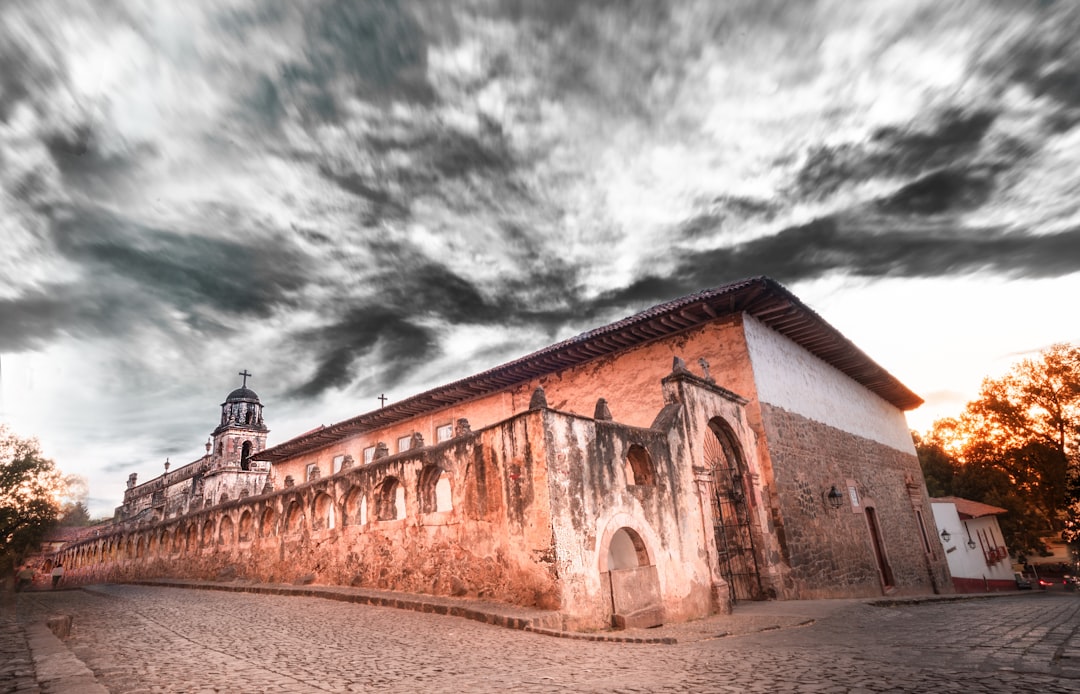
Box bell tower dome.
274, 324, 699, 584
211, 369, 269, 471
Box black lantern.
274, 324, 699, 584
827, 485, 844, 509
940, 529, 951, 543
967, 538, 977, 550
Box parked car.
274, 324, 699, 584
1064, 574, 1078, 591
1015, 572, 1033, 590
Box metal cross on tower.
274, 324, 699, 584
239, 369, 252, 387
378, 394, 387, 408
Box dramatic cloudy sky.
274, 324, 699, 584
2, 0, 1079, 516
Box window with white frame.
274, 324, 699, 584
363, 446, 376, 464
436, 423, 453, 443
333, 454, 345, 474
397, 435, 412, 453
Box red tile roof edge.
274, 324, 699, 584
258, 276, 922, 462
932, 496, 1008, 518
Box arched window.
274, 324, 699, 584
625, 444, 655, 486
202, 519, 216, 547
376, 477, 404, 521
240, 441, 253, 471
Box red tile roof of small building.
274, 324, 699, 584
932, 496, 1008, 519
259, 276, 922, 462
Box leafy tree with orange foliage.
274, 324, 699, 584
0, 425, 64, 577
917, 344, 1080, 560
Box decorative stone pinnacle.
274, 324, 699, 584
529, 386, 548, 410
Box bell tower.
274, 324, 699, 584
211, 369, 269, 471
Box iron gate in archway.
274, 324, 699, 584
705, 422, 763, 603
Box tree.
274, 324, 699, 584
921, 344, 1080, 558
59, 500, 92, 527
0, 425, 64, 576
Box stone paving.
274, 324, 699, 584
7, 585, 1080, 693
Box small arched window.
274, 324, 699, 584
240, 441, 253, 471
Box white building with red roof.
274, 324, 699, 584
931, 496, 1014, 592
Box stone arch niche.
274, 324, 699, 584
240, 441, 253, 471
219, 515, 235, 545
201, 519, 216, 548
598, 518, 664, 629
376, 477, 404, 521
238, 509, 254, 542
260, 506, 278, 538
312, 492, 335, 531
284, 499, 305, 534
343, 486, 366, 525
705, 416, 763, 603
418, 465, 452, 514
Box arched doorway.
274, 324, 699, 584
705, 418, 763, 602
599, 523, 664, 629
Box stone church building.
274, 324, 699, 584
58, 277, 951, 631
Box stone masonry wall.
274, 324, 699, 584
760, 404, 952, 599
57, 410, 562, 613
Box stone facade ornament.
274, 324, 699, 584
374, 442, 389, 460
594, 398, 613, 421
455, 418, 471, 436
529, 386, 548, 410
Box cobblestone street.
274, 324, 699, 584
9, 585, 1080, 693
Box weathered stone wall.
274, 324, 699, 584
58, 411, 562, 612
760, 404, 951, 599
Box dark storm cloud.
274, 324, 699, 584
0, 24, 59, 123
50, 206, 310, 321
289, 307, 434, 398
246, 0, 432, 127
976, 2, 1080, 129
793, 109, 1000, 199
602, 221, 1080, 309
0, 284, 111, 351
43, 123, 158, 195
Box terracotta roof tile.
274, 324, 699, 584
932, 496, 1008, 518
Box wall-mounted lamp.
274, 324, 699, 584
827, 485, 844, 510
940, 529, 951, 543
967, 538, 977, 550
164, 457, 170, 473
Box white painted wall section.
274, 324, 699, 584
742, 314, 916, 453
